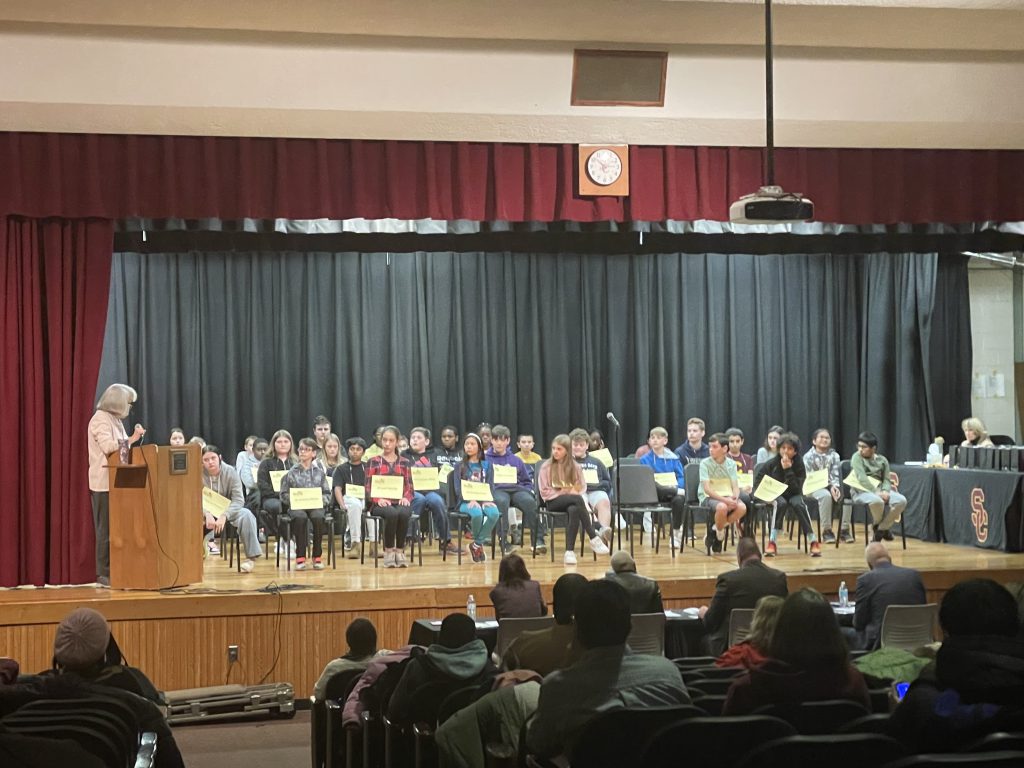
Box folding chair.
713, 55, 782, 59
615, 464, 675, 558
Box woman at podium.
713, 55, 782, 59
87, 383, 145, 587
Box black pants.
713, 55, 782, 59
371, 503, 412, 549
773, 494, 813, 536
493, 488, 544, 540
656, 486, 687, 529
288, 506, 325, 559
547, 494, 596, 551
91, 491, 110, 579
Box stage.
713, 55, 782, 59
2, 535, 1023, 699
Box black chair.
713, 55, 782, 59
682, 463, 706, 551
685, 665, 746, 680
530, 469, 595, 563
839, 713, 893, 735
313, 668, 367, 768
2, 704, 134, 768
755, 699, 871, 735
867, 687, 892, 714
221, 518, 243, 572
989, 435, 1015, 447
412, 684, 481, 768
883, 753, 1024, 767
441, 479, 497, 565
840, 461, 907, 550
735, 733, 906, 768
642, 715, 797, 768
687, 678, 737, 697
361, 505, 423, 568
690, 694, 728, 716
567, 705, 704, 768
671, 656, 719, 670
615, 464, 675, 557
963, 733, 1024, 753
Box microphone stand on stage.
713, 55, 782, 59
607, 412, 623, 551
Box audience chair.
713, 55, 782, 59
2, 702, 135, 768
313, 668, 366, 768
690, 694, 728, 716
626, 612, 666, 656
642, 715, 797, 768
735, 733, 907, 768
681, 665, 746, 681
614, 464, 676, 557
839, 713, 893, 735
495, 616, 554, 661
566, 705, 703, 768
883, 753, 1024, 767
963, 733, 1024, 754
671, 656, 719, 670
727, 608, 756, 647
687, 678, 736, 697
879, 603, 938, 650
867, 688, 893, 714
755, 699, 871, 735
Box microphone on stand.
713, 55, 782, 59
606, 412, 621, 429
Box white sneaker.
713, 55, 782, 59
563, 550, 578, 565
672, 527, 684, 548
599, 526, 613, 546
589, 536, 610, 555
616, 515, 627, 529
383, 551, 397, 568
240, 559, 255, 573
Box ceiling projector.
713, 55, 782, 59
729, 185, 814, 224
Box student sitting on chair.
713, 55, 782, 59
453, 433, 500, 563
201, 444, 262, 573
487, 424, 543, 555
756, 432, 820, 558
538, 434, 609, 566
639, 426, 687, 548
364, 425, 414, 568
280, 437, 331, 570
569, 428, 613, 547
699, 433, 747, 553
850, 430, 907, 542
404, 426, 460, 556
334, 437, 378, 559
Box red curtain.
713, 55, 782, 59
0, 216, 113, 586
1, 132, 1022, 225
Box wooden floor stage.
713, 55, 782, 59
3, 536, 1023, 699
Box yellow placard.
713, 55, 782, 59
753, 475, 787, 503
371, 474, 405, 500
290, 487, 324, 510
709, 477, 735, 497
583, 468, 600, 485
461, 480, 494, 502
269, 470, 287, 492
363, 444, 382, 459
654, 471, 678, 487
590, 448, 614, 468
202, 487, 231, 519
736, 472, 754, 490
437, 464, 454, 482
345, 483, 365, 500
492, 464, 518, 485
844, 471, 881, 493
412, 467, 441, 491
803, 469, 829, 495
250, 465, 259, 484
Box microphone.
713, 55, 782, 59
135, 423, 146, 445
606, 412, 620, 429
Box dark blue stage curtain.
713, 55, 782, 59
98, 248, 970, 465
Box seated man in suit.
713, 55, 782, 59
852, 542, 927, 650
604, 550, 663, 614
526, 580, 690, 760
698, 537, 789, 655
504, 573, 588, 676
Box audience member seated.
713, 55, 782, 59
504, 573, 588, 676
715, 594, 785, 669
538, 434, 609, 565
280, 437, 332, 570
851, 542, 927, 651
341, 643, 423, 727
0, 657, 17, 685
312, 618, 386, 700
722, 588, 871, 715
490, 553, 547, 620
525, 580, 690, 760
675, 417, 710, 464
699, 537, 788, 656
202, 444, 263, 572
386, 613, 497, 725
604, 550, 664, 614
45, 607, 162, 704
888, 578, 1024, 752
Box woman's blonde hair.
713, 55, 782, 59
95, 384, 137, 418
746, 594, 785, 652
270, 429, 298, 462
548, 434, 577, 488
962, 417, 989, 441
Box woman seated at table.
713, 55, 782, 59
961, 417, 995, 447
364, 425, 414, 568
722, 588, 870, 714
490, 553, 547, 619
715, 595, 784, 669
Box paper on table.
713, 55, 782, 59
803, 468, 829, 495
753, 475, 787, 502
461, 480, 494, 502
370, 475, 405, 500
589, 448, 614, 468
290, 487, 324, 510
202, 487, 230, 519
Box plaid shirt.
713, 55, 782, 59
364, 454, 414, 504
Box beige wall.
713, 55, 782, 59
968, 265, 1018, 441
1, 2, 1022, 147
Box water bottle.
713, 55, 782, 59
926, 436, 944, 466
838, 581, 849, 608
466, 594, 477, 620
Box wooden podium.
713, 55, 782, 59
108, 443, 204, 589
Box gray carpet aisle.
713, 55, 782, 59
173, 711, 309, 768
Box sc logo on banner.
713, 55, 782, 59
970, 487, 989, 544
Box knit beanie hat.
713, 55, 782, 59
53, 607, 110, 669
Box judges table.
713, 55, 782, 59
891, 464, 1024, 552
409, 610, 702, 658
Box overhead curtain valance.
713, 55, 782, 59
2, 132, 1022, 225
